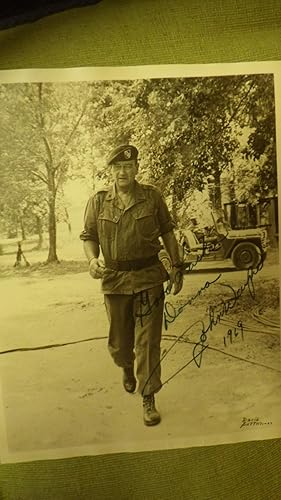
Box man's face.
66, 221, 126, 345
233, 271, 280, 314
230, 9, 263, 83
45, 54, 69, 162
111, 160, 138, 189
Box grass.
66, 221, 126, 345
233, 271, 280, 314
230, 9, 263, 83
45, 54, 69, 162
0, 260, 89, 278
0, 234, 87, 278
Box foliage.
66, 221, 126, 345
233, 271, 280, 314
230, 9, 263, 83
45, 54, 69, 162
0, 82, 94, 260
0, 73, 276, 261
240, 74, 277, 194
85, 74, 276, 222
230, 154, 271, 204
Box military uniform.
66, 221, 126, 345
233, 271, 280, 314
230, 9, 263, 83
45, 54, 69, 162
80, 180, 175, 396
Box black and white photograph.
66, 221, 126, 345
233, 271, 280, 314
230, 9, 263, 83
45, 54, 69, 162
0, 62, 280, 463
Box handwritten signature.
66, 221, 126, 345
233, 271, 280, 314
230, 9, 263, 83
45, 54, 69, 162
223, 321, 244, 347
191, 259, 263, 366
135, 232, 229, 327
183, 233, 228, 273
240, 417, 272, 428
141, 257, 264, 395
164, 273, 221, 330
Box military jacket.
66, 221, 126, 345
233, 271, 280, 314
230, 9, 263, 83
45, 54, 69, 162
80, 181, 175, 294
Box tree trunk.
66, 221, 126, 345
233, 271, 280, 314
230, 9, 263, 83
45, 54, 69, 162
64, 207, 72, 234
267, 198, 278, 248
47, 168, 59, 263
171, 183, 178, 224
35, 215, 43, 250
208, 171, 224, 223
20, 217, 26, 240
37, 84, 59, 263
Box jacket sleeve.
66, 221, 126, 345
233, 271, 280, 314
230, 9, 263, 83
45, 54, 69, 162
79, 195, 100, 243
155, 191, 175, 235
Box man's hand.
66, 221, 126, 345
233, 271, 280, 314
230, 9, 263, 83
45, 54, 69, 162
167, 265, 184, 295
89, 257, 105, 279
161, 231, 184, 295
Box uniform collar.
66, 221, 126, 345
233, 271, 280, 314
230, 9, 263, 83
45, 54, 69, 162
105, 181, 146, 202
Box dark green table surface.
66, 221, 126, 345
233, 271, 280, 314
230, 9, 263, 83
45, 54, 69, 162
0, 1, 280, 498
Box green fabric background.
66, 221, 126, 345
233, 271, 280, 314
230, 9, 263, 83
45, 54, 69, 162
0, 0, 280, 498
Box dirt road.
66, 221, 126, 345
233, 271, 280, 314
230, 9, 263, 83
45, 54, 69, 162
0, 261, 280, 461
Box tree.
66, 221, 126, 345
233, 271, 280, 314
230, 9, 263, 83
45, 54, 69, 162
72, 75, 276, 227
240, 74, 277, 196
86, 80, 139, 186
2, 74, 273, 256
0, 81, 94, 261
125, 74, 276, 222
0, 148, 47, 242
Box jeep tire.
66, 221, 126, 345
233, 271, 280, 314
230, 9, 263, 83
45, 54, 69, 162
231, 242, 262, 270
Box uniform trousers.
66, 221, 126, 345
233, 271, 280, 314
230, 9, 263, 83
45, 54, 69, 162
104, 284, 164, 396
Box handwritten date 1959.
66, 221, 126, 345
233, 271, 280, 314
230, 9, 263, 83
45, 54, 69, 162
223, 320, 244, 347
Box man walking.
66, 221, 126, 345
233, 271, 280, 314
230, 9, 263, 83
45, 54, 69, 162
80, 144, 183, 425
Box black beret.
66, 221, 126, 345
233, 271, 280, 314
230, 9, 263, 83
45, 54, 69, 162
107, 144, 138, 165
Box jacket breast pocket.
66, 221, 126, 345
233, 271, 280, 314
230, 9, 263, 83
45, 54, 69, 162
98, 213, 120, 240
133, 209, 159, 239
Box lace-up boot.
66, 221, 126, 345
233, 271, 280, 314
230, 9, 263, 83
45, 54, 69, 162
123, 367, 136, 393
143, 394, 161, 426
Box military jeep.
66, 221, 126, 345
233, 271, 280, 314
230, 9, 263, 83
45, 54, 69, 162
209, 214, 268, 270
212, 227, 267, 269
159, 223, 267, 272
